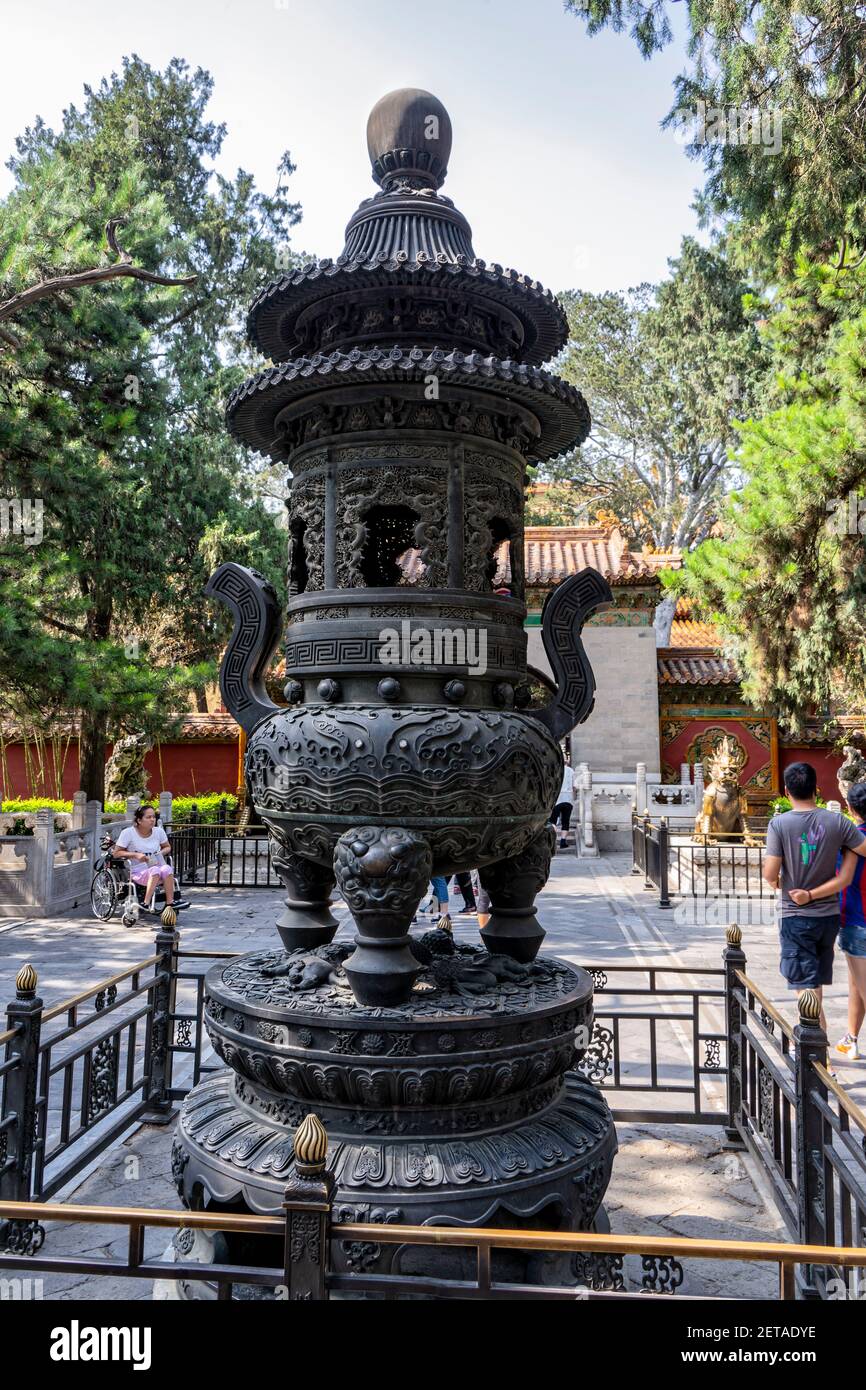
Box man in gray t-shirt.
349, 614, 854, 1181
766, 808, 863, 916
763, 762, 866, 1026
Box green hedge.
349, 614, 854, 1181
167, 795, 239, 824
769, 794, 829, 814
1, 793, 239, 824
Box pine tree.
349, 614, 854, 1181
0, 58, 302, 800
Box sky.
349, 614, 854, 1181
0, 0, 702, 296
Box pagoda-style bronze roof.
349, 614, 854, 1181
227, 346, 590, 464
247, 258, 568, 367
246, 87, 567, 369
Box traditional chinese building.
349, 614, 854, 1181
524, 525, 676, 773
524, 525, 848, 803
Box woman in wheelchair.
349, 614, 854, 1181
113, 805, 176, 914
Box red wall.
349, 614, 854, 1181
1, 741, 238, 801
145, 743, 238, 797
660, 715, 773, 788
780, 747, 843, 803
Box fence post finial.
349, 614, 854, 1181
793, 984, 829, 1276
1, 960, 44, 1253
722, 921, 747, 1148
293, 1113, 328, 1172
282, 1113, 334, 1300
141, 922, 180, 1125
15, 963, 38, 997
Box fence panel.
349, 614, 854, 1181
632, 811, 770, 904
166, 819, 277, 889
4, 922, 866, 1300
730, 971, 799, 1237
579, 963, 727, 1123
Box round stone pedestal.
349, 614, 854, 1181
172, 939, 617, 1286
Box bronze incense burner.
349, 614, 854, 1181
174, 90, 616, 1267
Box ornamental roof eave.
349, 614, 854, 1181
226, 347, 590, 464
657, 652, 740, 686
523, 525, 679, 588
246, 257, 569, 368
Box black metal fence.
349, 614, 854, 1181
632, 810, 770, 906
0, 929, 179, 1254
3, 1193, 864, 1301
724, 925, 866, 1299
579, 962, 727, 1123
2, 923, 865, 1296
631, 811, 671, 907
3, 1189, 861, 1295
164, 808, 276, 889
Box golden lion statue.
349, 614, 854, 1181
695, 737, 745, 841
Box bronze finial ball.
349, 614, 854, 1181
366, 88, 452, 190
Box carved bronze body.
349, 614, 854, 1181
176, 89, 616, 1269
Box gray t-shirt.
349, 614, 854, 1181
766, 809, 863, 917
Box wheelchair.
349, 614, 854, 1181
90, 832, 190, 924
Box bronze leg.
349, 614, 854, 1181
334, 826, 431, 1007
478, 824, 555, 962
268, 826, 339, 951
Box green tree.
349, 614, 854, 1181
564, 1, 866, 281
550, 238, 766, 549
564, 4, 866, 718
0, 57, 302, 800
682, 266, 866, 725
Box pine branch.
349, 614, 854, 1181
0, 218, 197, 333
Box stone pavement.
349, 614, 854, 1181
4, 850, 862, 1300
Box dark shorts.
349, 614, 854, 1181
779, 914, 840, 989
552, 801, 572, 830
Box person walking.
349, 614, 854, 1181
835, 781, 866, 1060
762, 762, 866, 1032
551, 752, 575, 850
469, 867, 492, 934
428, 875, 452, 931
453, 871, 477, 913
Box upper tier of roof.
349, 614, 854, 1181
247, 90, 568, 367
524, 525, 681, 587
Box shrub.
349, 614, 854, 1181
1, 798, 73, 814
770, 794, 829, 814
168, 794, 239, 825
1, 793, 240, 824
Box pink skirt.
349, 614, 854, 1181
130, 863, 173, 886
